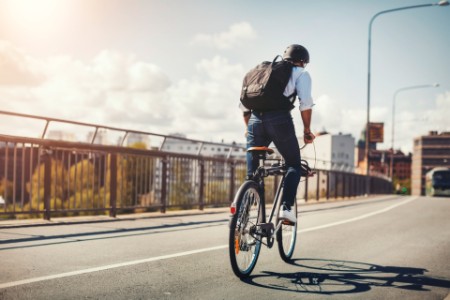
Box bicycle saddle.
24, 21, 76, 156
247, 146, 274, 155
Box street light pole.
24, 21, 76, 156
390, 83, 439, 178
365, 0, 448, 195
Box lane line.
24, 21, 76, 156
0, 245, 228, 289
0, 196, 417, 289
298, 196, 417, 233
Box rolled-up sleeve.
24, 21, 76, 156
296, 71, 314, 111
239, 102, 250, 112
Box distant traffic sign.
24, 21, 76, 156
369, 122, 384, 143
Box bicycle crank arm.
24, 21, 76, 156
274, 220, 283, 236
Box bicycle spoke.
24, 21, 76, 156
229, 181, 262, 278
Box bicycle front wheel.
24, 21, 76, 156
229, 181, 262, 278
277, 199, 298, 262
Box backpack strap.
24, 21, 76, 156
272, 55, 283, 64
277, 56, 296, 102
272, 55, 296, 102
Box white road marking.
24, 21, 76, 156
0, 196, 417, 289
298, 196, 417, 233
0, 246, 227, 289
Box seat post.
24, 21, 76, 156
259, 153, 265, 169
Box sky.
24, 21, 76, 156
0, 0, 449, 153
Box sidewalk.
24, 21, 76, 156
0, 194, 397, 228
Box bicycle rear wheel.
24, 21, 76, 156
277, 199, 298, 262
229, 181, 262, 278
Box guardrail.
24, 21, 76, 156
0, 135, 250, 219
0, 111, 392, 220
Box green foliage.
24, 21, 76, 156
113, 154, 157, 208
393, 176, 411, 195
0, 178, 13, 203
5, 150, 238, 218
204, 181, 228, 205
25, 159, 68, 210
22, 157, 106, 216
128, 142, 147, 150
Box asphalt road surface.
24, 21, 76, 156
0, 195, 449, 300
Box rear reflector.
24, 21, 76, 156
230, 204, 236, 215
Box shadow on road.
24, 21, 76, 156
0, 218, 228, 250
241, 258, 450, 296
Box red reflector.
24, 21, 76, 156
230, 204, 236, 215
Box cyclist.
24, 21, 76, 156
240, 44, 315, 224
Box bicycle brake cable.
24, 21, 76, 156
300, 140, 317, 182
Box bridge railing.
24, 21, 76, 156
0, 111, 392, 221
0, 135, 247, 220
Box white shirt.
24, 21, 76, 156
239, 66, 314, 112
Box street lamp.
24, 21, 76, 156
390, 83, 439, 178
365, 0, 448, 195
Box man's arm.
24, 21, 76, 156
243, 111, 251, 126
300, 109, 315, 143
243, 111, 251, 136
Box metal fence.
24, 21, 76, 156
0, 135, 392, 220
0, 110, 392, 221
0, 135, 245, 219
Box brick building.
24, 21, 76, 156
412, 131, 450, 195
355, 129, 411, 179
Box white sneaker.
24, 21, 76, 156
279, 206, 297, 224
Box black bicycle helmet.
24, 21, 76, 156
283, 44, 310, 63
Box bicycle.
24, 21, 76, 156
228, 146, 314, 279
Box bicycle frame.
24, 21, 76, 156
229, 148, 304, 278
251, 156, 287, 247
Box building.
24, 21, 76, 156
151, 134, 247, 203
46, 130, 77, 142
358, 149, 411, 179
160, 134, 246, 159
412, 131, 450, 196
302, 132, 355, 172
355, 127, 378, 175
86, 130, 109, 144
355, 128, 411, 179
390, 150, 412, 180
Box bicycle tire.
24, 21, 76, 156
276, 199, 298, 262
229, 180, 262, 278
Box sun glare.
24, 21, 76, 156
4, 0, 73, 35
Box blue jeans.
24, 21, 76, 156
246, 110, 301, 208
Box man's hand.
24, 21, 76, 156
304, 131, 315, 144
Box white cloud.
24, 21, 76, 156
168, 55, 246, 141
0, 41, 174, 139
313, 92, 450, 154
3, 38, 446, 149
431, 91, 450, 130
0, 40, 247, 144
191, 22, 257, 50
313, 94, 369, 138
370, 92, 450, 154
0, 40, 45, 85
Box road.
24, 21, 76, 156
0, 195, 449, 300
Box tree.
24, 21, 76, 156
25, 158, 67, 212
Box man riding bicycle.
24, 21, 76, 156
240, 44, 315, 224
